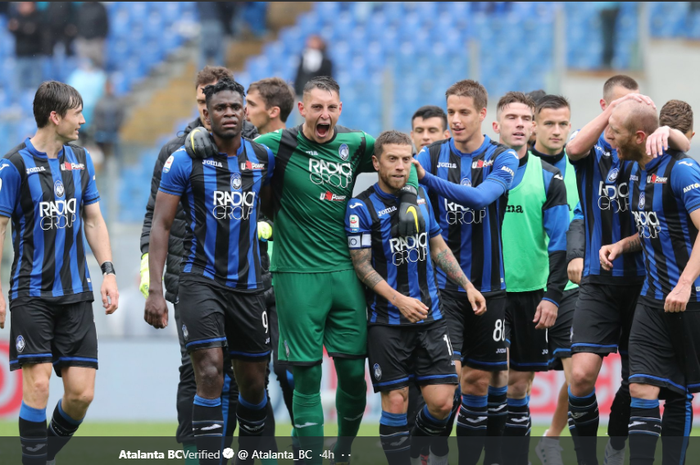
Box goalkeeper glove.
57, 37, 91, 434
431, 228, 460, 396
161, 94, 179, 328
139, 253, 149, 299
184, 127, 218, 159
258, 221, 273, 241
392, 185, 425, 237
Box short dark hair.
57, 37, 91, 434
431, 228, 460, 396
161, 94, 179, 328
303, 75, 340, 96
603, 75, 639, 102
248, 77, 296, 123
374, 130, 412, 158
526, 89, 547, 106
34, 81, 84, 128
203, 78, 246, 106
445, 80, 488, 110
496, 91, 536, 117
412, 105, 448, 132
536, 95, 570, 115
660, 99, 694, 136
196, 66, 234, 88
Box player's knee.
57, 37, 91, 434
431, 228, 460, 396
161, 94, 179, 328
194, 363, 224, 392
427, 394, 454, 419
461, 370, 490, 395
382, 390, 408, 414
65, 386, 94, 410
629, 383, 658, 400
24, 377, 50, 403
508, 380, 530, 399
570, 365, 596, 394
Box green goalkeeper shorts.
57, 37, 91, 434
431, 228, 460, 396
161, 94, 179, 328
274, 270, 367, 365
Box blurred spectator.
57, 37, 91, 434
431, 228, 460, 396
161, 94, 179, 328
44, 2, 77, 57
67, 58, 107, 140
93, 79, 125, 160
8, 2, 46, 91
293, 35, 334, 99
75, 1, 109, 69
197, 2, 227, 68
595, 2, 621, 69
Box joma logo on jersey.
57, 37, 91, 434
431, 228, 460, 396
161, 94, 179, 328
444, 199, 485, 225
26, 166, 45, 174
648, 174, 667, 184
377, 206, 397, 217
506, 205, 524, 213
633, 210, 660, 239
212, 190, 255, 220
437, 162, 457, 169
389, 232, 428, 266
472, 159, 494, 169
309, 159, 352, 188
39, 198, 77, 231
202, 160, 223, 168
598, 181, 629, 212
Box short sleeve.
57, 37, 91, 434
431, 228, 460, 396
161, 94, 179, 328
159, 148, 191, 196
487, 148, 519, 191
0, 161, 21, 217
415, 146, 430, 172
671, 159, 700, 214
83, 149, 100, 205
345, 198, 373, 249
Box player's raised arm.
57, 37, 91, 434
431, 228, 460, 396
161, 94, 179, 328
413, 147, 518, 210
429, 234, 486, 315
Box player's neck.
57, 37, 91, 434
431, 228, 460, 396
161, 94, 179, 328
30, 130, 66, 158
212, 134, 241, 157
499, 137, 528, 159
637, 151, 654, 170
259, 120, 285, 135
377, 179, 401, 197
533, 139, 560, 157
454, 132, 485, 154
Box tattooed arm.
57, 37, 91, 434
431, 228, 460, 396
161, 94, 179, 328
429, 234, 487, 315
349, 248, 428, 323
600, 233, 642, 271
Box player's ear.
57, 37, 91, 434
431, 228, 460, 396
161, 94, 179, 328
338, 101, 343, 115
372, 154, 380, 171
203, 108, 211, 127
600, 98, 607, 111
492, 121, 500, 134
443, 130, 450, 139
479, 107, 487, 122
49, 111, 61, 126
269, 106, 280, 119
298, 100, 305, 117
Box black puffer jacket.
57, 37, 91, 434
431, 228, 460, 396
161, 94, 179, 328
140, 118, 266, 304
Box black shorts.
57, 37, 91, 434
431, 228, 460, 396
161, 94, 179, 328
505, 290, 549, 372
367, 320, 458, 393
629, 302, 700, 396
548, 288, 578, 370
570, 282, 641, 356
178, 277, 271, 361
9, 299, 97, 377
442, 291, 508, 372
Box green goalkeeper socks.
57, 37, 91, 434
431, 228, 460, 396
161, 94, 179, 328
334, 358, 367, 459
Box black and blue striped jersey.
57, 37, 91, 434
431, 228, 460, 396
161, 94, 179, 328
0, 138, 100, 303
629, 152, 700, 309
570, 132, 645, 284
415, 136, 518, 295
345, 185, 442, 326
159, 139, 274, 291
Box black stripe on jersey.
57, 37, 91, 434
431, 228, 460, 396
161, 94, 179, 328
74, 147, 91, 291
214, 157, 232, 288
416, 186, 433, 311
58, 153, 77, 292
621, 162, 640, 275
650, 160, 678, 297
5, 149, 35, 295
271, 127, 300, 218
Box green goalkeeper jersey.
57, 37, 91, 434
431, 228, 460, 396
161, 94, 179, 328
257, 125, 417, 274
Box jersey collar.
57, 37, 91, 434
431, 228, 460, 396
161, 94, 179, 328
24, 137, 64, 160
530, 145, 565, 165
373, 183, 401, 202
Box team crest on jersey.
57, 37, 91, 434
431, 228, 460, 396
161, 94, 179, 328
16, 335, 25, 353
461, 178, 471, 187
373, 363, 382, 380
638, 192, 645, 210
607, 168, 619, 183
231, 172, 242, 190
54, 180, 65, 197
338, 143, 350, 161
182, 325, 189, 340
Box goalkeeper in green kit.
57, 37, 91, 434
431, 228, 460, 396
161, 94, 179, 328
185, 76, 424, 464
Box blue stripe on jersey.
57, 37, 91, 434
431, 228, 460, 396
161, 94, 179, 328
203, 161, 219, 281
67, 151, 86, 296
11, 202, 26, 301
25, 156, 45, 296
50, 160, 65, 297
245, 140, 263, 289
183, 176, 197, 275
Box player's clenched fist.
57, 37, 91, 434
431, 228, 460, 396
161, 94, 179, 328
466, 285, 487, 315
144, 292, 169, 329
665, 283, 691, 313
599, 242, 624, 271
